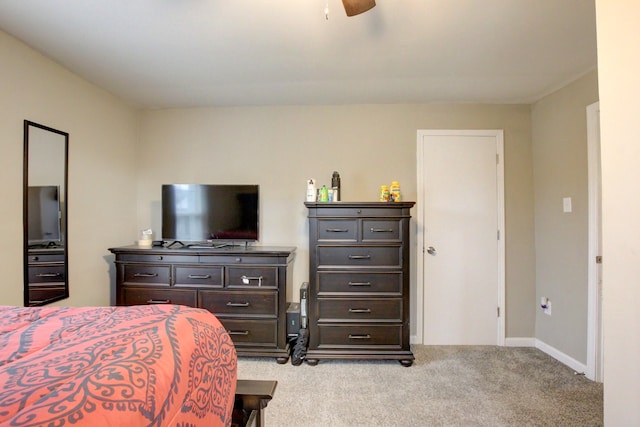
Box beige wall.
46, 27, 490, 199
531, 70, 599, 363
137, 104, 536, 338
0, 30, 139, 307
596, 0, 640, 424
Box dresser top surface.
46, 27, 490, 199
305, 201, 415, 208
108, 244, 296, 256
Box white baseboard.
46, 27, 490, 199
410, 334, 419, 345
535, 339, 587, 374
505, 337, 536, 347
504, 337, 587, 374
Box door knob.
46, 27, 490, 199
427, 246, 437, 255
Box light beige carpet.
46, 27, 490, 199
237, 345, 603, 426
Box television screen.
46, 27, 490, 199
162, 184, 259, 242
28, 185, 61, 243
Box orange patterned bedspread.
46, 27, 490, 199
0, 304, 237, 427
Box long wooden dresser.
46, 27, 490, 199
304, 202, 415, 366
109, 245, 295, 363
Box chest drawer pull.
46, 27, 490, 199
226, 302, 250, 307
188, 274, 211, 279
146, 299, 171, 304
348, 255, 371, 260
348, 308, 372, 314
134, 273, 158, 278
348, 334, 371, 340
326, 228, 350, 233
228, 330, 250, 336
36, 273, 62, 278
370, 228, 394, 233
241, 275, 263, 286
348, 281, 372, 287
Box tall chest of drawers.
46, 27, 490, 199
109, 245, 295, 364
305, 202, 415, 366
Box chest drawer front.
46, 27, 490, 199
317, 298, 402, 322
316, 219, 357, 241
199, 290, 277, 316
122, 287, 197, 306
317, 246, 401, 268
174, 265, 223, 287
316, 325, 402, 348
28, 253, 65, 263
312, 207, 405, 218
317, 271, 402, 295
217, 319, 277, 347
28, 265, 65, 284
362, 220, 401, 242
123, 264, 171, 285
118, 254, 198, 263
227, 267, 277, 289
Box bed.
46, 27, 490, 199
0, 304, 237, 427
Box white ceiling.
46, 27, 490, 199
0, 0, 597, 109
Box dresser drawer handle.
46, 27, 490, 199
226, 302, 250, 307
146, 299, 171, 304
134, 273, 158, 278
228, 330, 250, 336
348, 281, 372, 287
241, 275, 263, 286
370, 228, 394, 233
348, 334, 371, 340
36, 273, 62, 278
348, 255, 371, 260
348, 308, 372, 314
188, 274, 211, 279
326, 228, 349, 233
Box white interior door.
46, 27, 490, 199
417, 130, 505, 345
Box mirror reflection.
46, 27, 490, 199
24, 120, 69, 306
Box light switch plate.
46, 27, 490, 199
563, 197, 572, 213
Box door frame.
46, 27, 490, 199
586, 101, 603, 382
416, 129, 506, 346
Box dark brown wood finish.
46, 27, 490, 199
305, 201, 415, 366
26, 248, 67, 306
109, 245, 295, 363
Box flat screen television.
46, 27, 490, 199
27, 185, 62, 244
161, 184, 259, 244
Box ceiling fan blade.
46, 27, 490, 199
342, 0, 376, 17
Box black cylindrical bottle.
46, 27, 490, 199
331, 171, 341, 201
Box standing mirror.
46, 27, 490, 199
23, 120, 69, 306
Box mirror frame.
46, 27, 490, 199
23, 120, 69, 306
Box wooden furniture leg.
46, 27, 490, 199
233, 380, 277, 427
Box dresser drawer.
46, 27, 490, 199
123, 264, 171, 285
121, 287, 197, 306
311, 207, 407, 218
317, 246, 401, 268
28, 265, 65, 284
316, 325, 403, 348
316, 219, 357, 241
28, 253, 65, 263
227, 267, 278, 289
199, 290, 277, 317
317, 271, 402, 295
29, 286, 66, 304
317, 298, 402, 322
118, 254, 198, 263
362, 219, 401, 241
174, 265, 223, 287
218, 319, 277, 347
